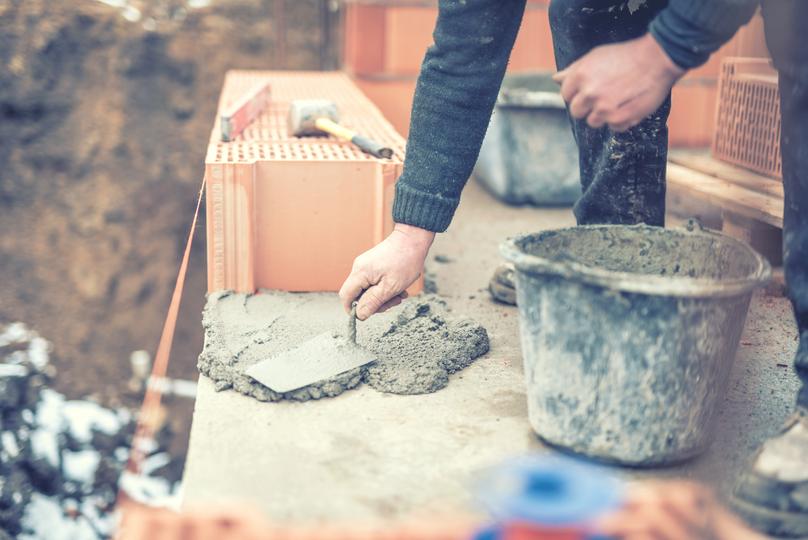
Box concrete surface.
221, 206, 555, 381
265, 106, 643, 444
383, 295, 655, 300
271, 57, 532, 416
181, 179, 800, 524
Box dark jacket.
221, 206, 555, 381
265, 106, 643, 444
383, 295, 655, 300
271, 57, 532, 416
391, 0, 759, 232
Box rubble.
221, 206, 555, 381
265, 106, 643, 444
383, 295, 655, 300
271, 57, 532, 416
0, 323, 180, 539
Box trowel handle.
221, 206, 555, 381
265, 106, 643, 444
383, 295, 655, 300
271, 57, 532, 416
350, 135, 394, 159
348, 302, 358, 344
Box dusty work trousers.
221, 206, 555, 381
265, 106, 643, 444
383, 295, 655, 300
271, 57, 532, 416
548, 0, 808, 408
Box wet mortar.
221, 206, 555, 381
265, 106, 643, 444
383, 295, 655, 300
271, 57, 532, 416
197, 291, 490, 401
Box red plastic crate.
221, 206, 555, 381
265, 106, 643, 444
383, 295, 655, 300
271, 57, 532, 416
205, 71, 418, 294
712, 58, 782, 179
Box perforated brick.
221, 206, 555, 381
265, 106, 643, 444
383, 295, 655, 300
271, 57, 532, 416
712, 58, 782, 179
205, 71, 412, 293
118, 501, 475, 540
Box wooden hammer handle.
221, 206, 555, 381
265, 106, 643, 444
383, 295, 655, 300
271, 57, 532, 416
314, 118, 393, 159
315, 117, 355, 141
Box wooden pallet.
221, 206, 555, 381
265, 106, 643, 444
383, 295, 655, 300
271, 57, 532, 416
667, 149, 783, 265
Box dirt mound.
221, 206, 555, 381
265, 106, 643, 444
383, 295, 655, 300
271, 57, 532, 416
0, 0, 332, 405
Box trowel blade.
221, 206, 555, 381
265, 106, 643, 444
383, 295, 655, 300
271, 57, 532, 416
245, 331, 376, 393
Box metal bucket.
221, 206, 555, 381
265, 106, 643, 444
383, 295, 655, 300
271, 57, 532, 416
501, 223, 771, 465
474, 72, 581, 206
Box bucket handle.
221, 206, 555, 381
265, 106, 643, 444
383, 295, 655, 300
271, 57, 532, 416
684, 218, 705, 232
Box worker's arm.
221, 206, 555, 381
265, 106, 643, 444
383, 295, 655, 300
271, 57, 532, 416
649, 0, 760, 72
340, 0, 527, 319
556, 0, 758, 132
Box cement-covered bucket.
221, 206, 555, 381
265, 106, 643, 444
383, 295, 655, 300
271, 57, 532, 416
501, 223, 771, 465
474, 72, 581, 206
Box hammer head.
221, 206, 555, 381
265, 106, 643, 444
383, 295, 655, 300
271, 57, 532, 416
288, 100, 340, 136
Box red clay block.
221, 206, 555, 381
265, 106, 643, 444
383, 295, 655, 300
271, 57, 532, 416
669, 82, 718, 148
343, 1, 555, 78
384, 6, 438, 75
351, 4, 555, 138
730, 11, 769, 58
509, 5, 555, 72
712, 58, 781, 179
118, 501, 477, 540
343, 4, 387, 76
205, 71, 422, 294
353, 76, 418, 137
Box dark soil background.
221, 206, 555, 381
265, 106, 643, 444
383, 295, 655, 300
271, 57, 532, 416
0, 0, 338, 451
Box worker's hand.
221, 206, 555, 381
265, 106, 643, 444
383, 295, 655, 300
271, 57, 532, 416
339, 223, 435, 320
554, 33, 685, 132
592, 481, 766, 540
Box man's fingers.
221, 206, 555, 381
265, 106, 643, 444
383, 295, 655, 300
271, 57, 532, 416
607, 105, 639, 133
608, 92, 658, 132
568, 90, 595, 119
586, 108, 608, 129
552, 68, 568, 84
609, 118, 639, 133
376, 291, 409, 314
338, 270, 372, 313
376, 294, 405, 314
356, 283, 398, 320
559, 71, 582, 104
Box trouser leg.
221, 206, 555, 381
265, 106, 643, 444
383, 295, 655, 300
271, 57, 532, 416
762, 0, 808, 408
548, 0, 670, 226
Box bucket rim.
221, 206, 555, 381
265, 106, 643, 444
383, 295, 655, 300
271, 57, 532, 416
499, 223, 772, 298
497, 89, 566, 110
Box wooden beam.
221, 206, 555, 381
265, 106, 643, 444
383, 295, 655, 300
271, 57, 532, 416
666, 162, 783, 228
669, 150, 783, 197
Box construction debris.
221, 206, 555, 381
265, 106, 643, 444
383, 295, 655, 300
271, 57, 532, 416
0, 323, 181, 539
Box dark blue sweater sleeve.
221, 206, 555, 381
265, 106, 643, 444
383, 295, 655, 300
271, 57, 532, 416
392, 0, 527, 233
649, 0, 759, 69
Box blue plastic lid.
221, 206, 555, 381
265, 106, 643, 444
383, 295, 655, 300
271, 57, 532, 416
476, 455, 624, 526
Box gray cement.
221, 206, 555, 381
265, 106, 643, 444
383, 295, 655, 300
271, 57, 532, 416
197, 290, 363, 402
364, 299, 490, 394
182, 180, 800, 525
197, 291, 489, 401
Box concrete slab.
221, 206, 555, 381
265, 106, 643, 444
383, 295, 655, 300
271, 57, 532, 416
181, 179, 800, 524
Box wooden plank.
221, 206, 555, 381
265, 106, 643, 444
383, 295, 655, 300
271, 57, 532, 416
669, 150, 783, 196
721, 212, 754, 243
667, 162, 783, 228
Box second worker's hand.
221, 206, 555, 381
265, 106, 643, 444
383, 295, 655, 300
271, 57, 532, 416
553, 33, 685, 132
339, 223, 435, 320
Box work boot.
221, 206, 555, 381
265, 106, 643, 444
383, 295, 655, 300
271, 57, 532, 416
731, 410, 808, 538
489, 263, 516, 305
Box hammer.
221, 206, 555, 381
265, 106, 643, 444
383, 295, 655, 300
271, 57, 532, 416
288, 100, 394, 159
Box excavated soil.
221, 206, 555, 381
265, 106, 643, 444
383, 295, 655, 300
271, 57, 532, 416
0, 0, 335, 405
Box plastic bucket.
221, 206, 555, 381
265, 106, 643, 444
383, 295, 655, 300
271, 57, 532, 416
474, 72, 581, 206
501, 223, 771, 465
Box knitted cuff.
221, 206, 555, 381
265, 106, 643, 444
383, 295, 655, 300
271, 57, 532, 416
392, 182, 458, 233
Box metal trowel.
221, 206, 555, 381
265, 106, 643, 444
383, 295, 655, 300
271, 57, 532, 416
245, 303, 375, 393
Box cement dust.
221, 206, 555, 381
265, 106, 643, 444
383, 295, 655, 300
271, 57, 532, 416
197, 291, 489, 402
